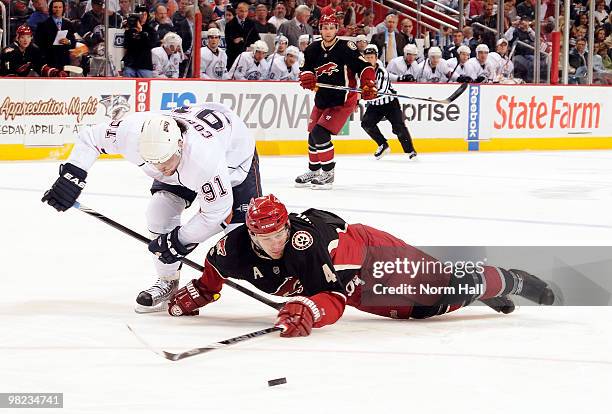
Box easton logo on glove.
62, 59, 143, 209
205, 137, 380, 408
62, 172, 86, 189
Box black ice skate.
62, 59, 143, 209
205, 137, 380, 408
135, 277, 179, 313
374, 142, 390, 160
311, 169, 334, 190
508, 269, 555, 305
407, 151, 417, 159
295, 170, 320, 188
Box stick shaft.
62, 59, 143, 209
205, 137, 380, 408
316, 82, 467, 104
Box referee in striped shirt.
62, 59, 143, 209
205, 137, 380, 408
361, 44, 417, 160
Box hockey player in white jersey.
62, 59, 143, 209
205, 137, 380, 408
266, 34, 288, 64
445, 45, 473, 82
151, 32, 184, 78
267, 46, 300, 80
42, 103, 262, 313
200, 28, 228, 80
228, 40, 270, 80
297, 34, 312, 67
416, 46, 450, 82
464, 44, 496, 83
489, 38, 514, 82
386, 44, 420, 82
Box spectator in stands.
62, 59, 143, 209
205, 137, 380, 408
122, 4, 157, 77
212, 0, 225, 19
172, 0, 188, 25
443, 29, 467, 59
225, 2, 260, 69
35, 0, 76, 71
304, 0, 321, 31
469, 0, 484, 19
595, 1, 609, 26
198, 0, 215, 29
387, 44, 420, 82
321, 0, 341, 17
340, 0, 356, 26
504, 0, 517, 22
505, 16, 536, 81
574, 12, 588, 28
78, 0, 122, 43
400, 18, 415, 45
597, 43, 612, 71
217, 6, 235, 34
372, 12, 407, 66
254, 4, 276, 33
360, 9, 375, 37
27, 0, 49, 35
278, 4, 313, 47
516, 0, 535, 20
268, 2, 288, 30
472, 2, 497, 49
151, 4, 174, 43
118, 0, 131, 19
462, 25, 478, 52
595, 27, 607, 49
569, 37, 588, 74
284, 0, 296, 20
9, 0, 31, 39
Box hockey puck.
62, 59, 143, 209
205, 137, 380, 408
268, 377, 287, 387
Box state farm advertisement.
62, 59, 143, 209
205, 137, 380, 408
479, 85, 611, 139
0, 79, 136, 146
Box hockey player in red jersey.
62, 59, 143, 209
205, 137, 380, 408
295, 14, 377, 190
168, 195, 555, 338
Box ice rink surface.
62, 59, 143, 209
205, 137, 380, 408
2, 150, 612, 413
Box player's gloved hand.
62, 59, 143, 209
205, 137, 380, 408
16, 62, 31, 75
456, 75, 473, 83
474, 75, 487, 83
360, 78, 378, 100
148, 226, 198, 264
275, 299, 316, 338
299, 71, 317, 90
41, 163, 87, 212
168, 279, 220, 316
399, 74, 416, 82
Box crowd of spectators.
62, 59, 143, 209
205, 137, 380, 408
1, 0, 611, 82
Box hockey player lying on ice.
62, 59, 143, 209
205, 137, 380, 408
169, 195, 555, 338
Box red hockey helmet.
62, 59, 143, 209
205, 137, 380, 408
246, 194, 289, 235
16, 25, 33, 37
319, 13, 340, 28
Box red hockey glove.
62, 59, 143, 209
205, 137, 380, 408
299, 71, 317, 91
168, 279, 220, 316
275, 297, 321, 338
16, 62, 31, 75
41, 64, 68, 78
360, 78, 378, 100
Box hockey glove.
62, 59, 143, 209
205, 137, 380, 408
399, 74, 416, 82
41, 163, 87, 212
456, 75, 473, 83
16, 62, 32, 76
360, 78, 378, 100
41, 64, 68, 77
474, 75, 487, 83
168, 279, 220, 316
149, 226, 198, 264
275, 297, 319, 338
299, 71, 317, 90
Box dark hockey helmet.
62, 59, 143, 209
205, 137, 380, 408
246, 194, 289, 234
16, 24, 33, 37
319, 13, 339, 28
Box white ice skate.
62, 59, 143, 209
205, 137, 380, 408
295, 170, 320, 188
135, 277, 179, 313
311, 169, 334, 190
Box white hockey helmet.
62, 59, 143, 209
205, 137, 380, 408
457, 45, 471, 55
286, 45, 300, 57
276, 35, 288, 45
428, 46, 442, 58
404, 44, 418, 55
207, 28, 221, 37
139, 115, 183, 163
162, 32, 182, 48
476, 43, 490, 53
363, 43, 378, 55
355, 34, 368, 44
252, 40, 269, 53
298, 34, 311, 44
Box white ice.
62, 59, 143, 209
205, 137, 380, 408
1, 151, 612, 414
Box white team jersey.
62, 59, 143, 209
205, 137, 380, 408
298, 51, 305, 67
200, 46, 228, 80
445, 57, 471, 81
67, 103, 255, 244
489, 52, 514, 80
386, 56, 419, 79
151, 47, 182, 78
267, 57, 300, 80
266, 52, 286, 63
464, 57, 496, 82
227, 52, 270, 80
416, 59, 450, 82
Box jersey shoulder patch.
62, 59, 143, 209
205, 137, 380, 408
291, 230, 314, 251
347, 40, 357, 50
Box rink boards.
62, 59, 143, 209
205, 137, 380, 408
0, 78, 610, 160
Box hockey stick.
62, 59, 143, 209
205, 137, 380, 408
127, 324, 282, 361
315, 82, 468, 104
72, 202, 283, 311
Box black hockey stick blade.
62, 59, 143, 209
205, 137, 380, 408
443, 82, 468, 104
127, 324, 282, 361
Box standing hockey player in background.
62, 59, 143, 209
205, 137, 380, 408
416, 46, 449, 83
386, 44, 420, 82
41, 103, 262, 313
151, 32, 183, 78
228, 40, 270, 80
168, 195, 555, 337
361, 44, 416, 160
200, 28, 228, 80
268, 45, 300, 80
296, 14, 377, 190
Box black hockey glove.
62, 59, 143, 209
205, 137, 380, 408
41, 163, 87, 212
149, 227, 198, 264
399, 74, 416, 82
474, 75, 487, 83
456, 75, 473, 83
